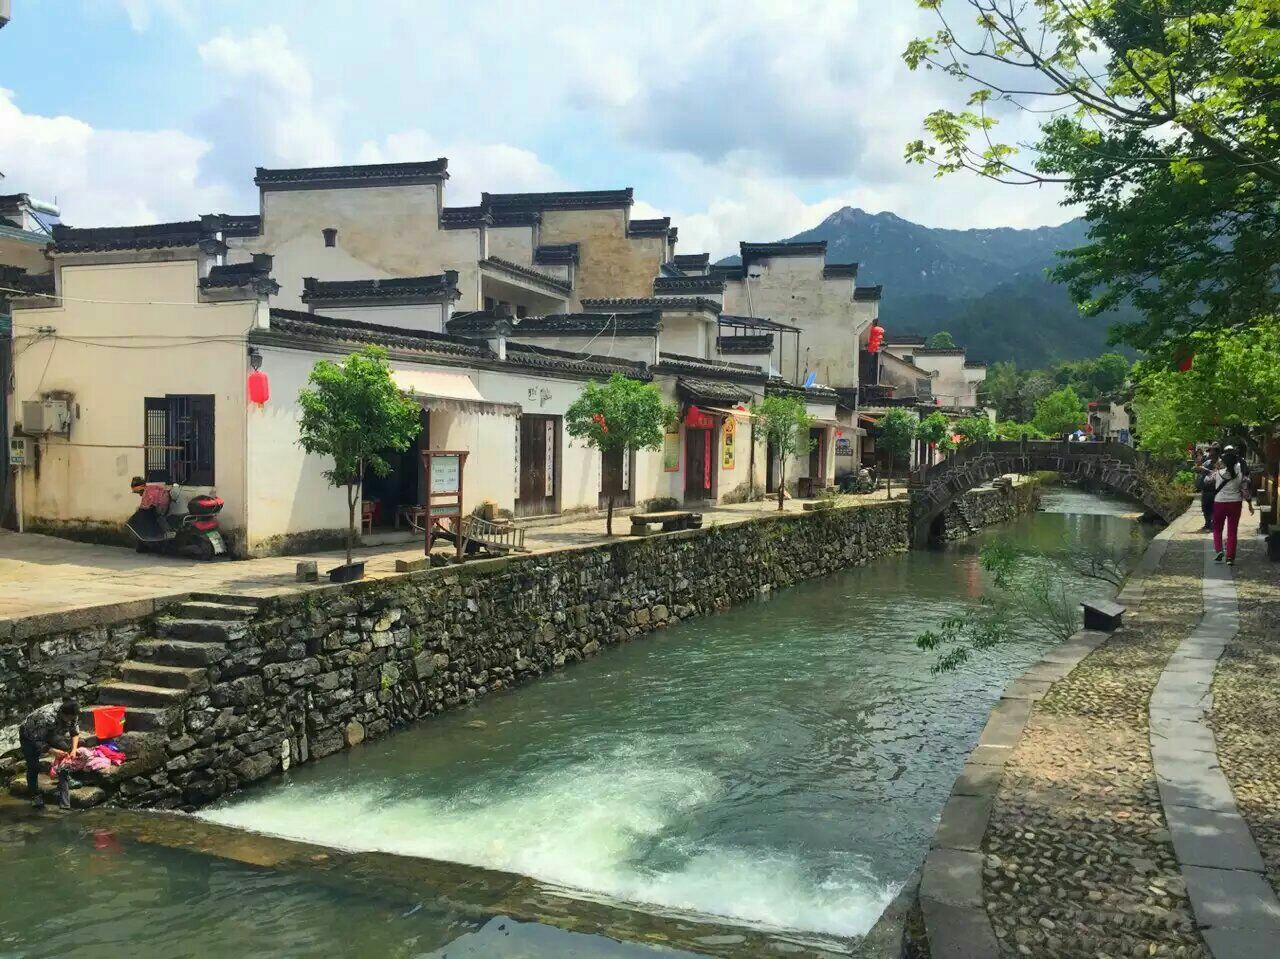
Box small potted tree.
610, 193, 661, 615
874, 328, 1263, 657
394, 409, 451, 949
876, 407, 918, 499
297, 346, 421, 582
751, 394, 815, 511
566, 373, 676, 535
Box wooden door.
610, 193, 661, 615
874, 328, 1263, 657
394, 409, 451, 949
685, 428, 714, 500
518, 414, 559, 516
600, 447, 632, 508
765, 438, 779, 494
809, 428, 825, 488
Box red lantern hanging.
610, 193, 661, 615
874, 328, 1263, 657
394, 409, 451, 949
867, 324, 885, 353
1177, 353, 1194, 373
247, 369, 270, 405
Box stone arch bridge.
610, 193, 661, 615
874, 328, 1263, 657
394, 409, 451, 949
908, 440, 1177, 546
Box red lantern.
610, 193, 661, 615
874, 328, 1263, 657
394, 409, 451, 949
247, 369, 270, 405
1177, 353, 1194, 373
867, 324, 885, 353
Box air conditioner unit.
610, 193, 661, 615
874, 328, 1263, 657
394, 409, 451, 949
9, 437, 31, 466
22, 398, 72, 435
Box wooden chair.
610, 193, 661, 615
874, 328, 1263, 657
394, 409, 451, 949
360, 500, 376, 535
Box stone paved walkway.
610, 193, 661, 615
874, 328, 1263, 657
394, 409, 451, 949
0, 490, 903, 628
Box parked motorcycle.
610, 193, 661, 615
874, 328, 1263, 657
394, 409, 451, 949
125, 477, 226, 560
840, 468, 880, 495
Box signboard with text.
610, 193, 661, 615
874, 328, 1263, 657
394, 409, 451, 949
430, 454, 461, 494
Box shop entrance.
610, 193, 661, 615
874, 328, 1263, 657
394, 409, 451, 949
517, 414, 559, 516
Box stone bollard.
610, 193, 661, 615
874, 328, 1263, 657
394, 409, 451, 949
295, 560, 318, 583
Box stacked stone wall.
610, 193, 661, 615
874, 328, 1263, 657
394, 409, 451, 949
3, 501, 908, 808
938, 479, 1042, 541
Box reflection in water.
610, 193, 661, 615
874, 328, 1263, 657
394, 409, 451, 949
1, 489, 1150, 957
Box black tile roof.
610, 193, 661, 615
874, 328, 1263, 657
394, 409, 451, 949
265, 308, 487, 359
653, 275, 725, 295
200, 255, 279, 295
440, 206, 492, 229
504, 342, 651, 381
50, 221, 224, 255
301, 272, 461, 304
673, 253, 710, 271
206, 213, 261, 238
964, 360, 988, 368
580, 296, 721, 315
885, 334, 927, 346
708, 264, 745, 281
740, 241, 827, 267
716, 334, 773, 354
0, 266, 54, 297
659, 261, 686, 278
913, 347, 966, 356
853, 285, 883, 302
822, 262, 859, 279
490, 210, 542, 227
765, 379, 839, 402
480, 256, 572, 295
627, 217, 670, 238
677, 377, 753, 405
446, 310, 513, 335
514, 311, 662, 336
255, 160, 449, 190
534, 243, 579, 266
719, 314, 802, 333
483, 188, 633, 212
655, 352, 766, 384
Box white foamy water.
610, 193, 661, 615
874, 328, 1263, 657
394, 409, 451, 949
200, 746, 896, 940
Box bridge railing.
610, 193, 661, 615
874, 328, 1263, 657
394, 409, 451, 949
911, 439, 1145, 485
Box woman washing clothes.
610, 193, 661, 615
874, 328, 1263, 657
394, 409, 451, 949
18, 698, 80, 809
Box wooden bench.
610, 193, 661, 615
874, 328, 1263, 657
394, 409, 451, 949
629, 510, 702, 536
1082, 598, 1126, 631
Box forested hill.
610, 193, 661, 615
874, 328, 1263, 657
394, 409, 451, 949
721, 207, 1134, 366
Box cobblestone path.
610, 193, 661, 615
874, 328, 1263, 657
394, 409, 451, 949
1212, 532, 1280, 901
983, 518, 1210, 958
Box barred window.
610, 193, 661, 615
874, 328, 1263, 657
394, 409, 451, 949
144, 395, 215, 485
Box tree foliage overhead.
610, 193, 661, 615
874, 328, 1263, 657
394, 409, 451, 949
905, 1, 1280, 352
925, 330, 958, 349
981, 354, 1130, 420
752, 394, 816, 510
297, 347, 422, 564
1033, 385, 1088, 436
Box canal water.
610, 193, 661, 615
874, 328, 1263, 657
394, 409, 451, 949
0, 489, 1148, 958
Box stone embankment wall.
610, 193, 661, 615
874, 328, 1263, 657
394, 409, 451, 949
3, 501, 907, 809
937, 479, 1041, 541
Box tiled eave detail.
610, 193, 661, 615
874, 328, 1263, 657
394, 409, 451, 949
301, 272, 461, 306
440, 206, 492, 229
964, 361, 988, 369
207, 213, 261, 238
504, 342, 652, 381
255, 160, 449, 191
885, 335, 927, 347
765, 379, 839, 402
0, 266, 54, 299
653, 275, 725, 295
513, 311, 661, 336
265, 309, 487, 360
480, 256, 572, 296
654, 352, 766, 385
740, 241, 827, 268
822, 262, 859, 279
673, 253, 710, 272
708, 264, 745, 281
853, 285, 883, 302
534, 243, 580, 266
50, 221, 225, 256
715, 334, 773, 354
581, 296, 721, 316
627, 217, 670, 238
677, 377, 753, 406
200, 262, 279, 296
913, 347, 967, 356
719, 314, 802, 333
483, 188, 633, 212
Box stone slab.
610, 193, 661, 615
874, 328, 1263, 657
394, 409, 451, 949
976, 698, 1032, 749
1155, 759, 1240, 815
1164, 803, 1266, 872
919, 899, 999, 959
1201, 925, 1280, 959
1182, 865, 1280, 931
967, 744, 1013, 767
1001, 678, 1054, 701
1149, 713, 1218, 755
931, 794, 993, 852
952, 761, 1003, 798
920, 848, 985, 909
1017, 660, 1078, 684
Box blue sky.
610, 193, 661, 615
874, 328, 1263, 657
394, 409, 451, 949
0, 0, 1071, 256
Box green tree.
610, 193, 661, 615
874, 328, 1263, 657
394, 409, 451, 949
905, 2, 1280, 353
1033, 386, 1087, 437
1087, 353, 1132, 396
876, 407, 918, 498
980, 361, 1024, 421
925, 330, 957, 349
751, 395, 815, 511
993, 420, 1046, 441
1132, 317, 1280, 458
297, 347, 422, 566
566, 373, 676, 535
953, 415, 995, 446
916, 410, 955, 454
1018, 372, 1055, 422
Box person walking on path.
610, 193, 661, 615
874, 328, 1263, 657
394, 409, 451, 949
1196, 443, 1220, 530
17, 698, 80, 809
1211, 448, 1251, 565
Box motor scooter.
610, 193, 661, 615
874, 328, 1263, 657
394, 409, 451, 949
125, 478, 226, 559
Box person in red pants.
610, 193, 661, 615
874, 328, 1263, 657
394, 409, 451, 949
1210, 448, 1251, 564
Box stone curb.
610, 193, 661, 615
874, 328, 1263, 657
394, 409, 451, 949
917, 516, 1180, 959
1150, 542, 1280, 956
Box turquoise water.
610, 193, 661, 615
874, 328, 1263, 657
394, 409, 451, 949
0, 490, 1148, 957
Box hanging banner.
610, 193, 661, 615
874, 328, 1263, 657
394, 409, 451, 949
663, 426, 681, 472
722, 416, 736, 470
544, 420, 555, 497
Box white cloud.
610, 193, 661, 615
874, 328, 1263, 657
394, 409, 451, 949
355, 132, 564, 206
0, 88, 233, 226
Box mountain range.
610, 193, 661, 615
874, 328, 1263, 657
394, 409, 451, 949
723, 207, 1131, 367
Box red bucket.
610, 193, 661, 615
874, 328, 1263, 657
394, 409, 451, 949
93, 706, 126, 740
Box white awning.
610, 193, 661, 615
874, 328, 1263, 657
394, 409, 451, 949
391, 368, 520, 416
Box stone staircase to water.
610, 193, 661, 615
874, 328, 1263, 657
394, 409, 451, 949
8, 594, 260, 808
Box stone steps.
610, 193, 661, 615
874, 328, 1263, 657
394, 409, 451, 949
7, 774, 107, 808
158, 618, 239, 643
172, 600, 262, 621
83, 703, 174, 733
119, 660, 209, 690
188, 592, 268, 609
132, 638, 228, 667
96, 680, 187, 708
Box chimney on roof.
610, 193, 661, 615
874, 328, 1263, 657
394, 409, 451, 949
251, 253, 273, 274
